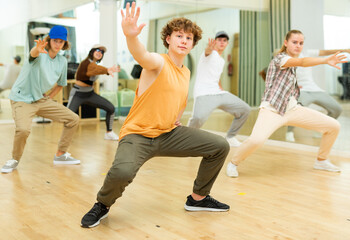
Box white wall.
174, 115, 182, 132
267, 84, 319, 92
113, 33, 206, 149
291, 0, 328, 91
324, 0, 350, 17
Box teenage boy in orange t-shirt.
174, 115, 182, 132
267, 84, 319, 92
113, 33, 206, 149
81, 2, 230, 228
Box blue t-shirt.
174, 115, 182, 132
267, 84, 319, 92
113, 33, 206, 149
9, 53, 67, 103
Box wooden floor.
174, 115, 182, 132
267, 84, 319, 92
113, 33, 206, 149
1, 117, 350, 239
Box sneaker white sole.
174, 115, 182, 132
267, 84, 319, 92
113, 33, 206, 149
313, 166, 341, 172
53, 160, 81, 165
1, 168, 16, 173
184, 205, 229, 212
81, 213, 108, 228
104, 137, 119, 141
226, 173, 238, 178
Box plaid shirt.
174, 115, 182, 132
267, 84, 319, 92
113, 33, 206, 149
262, 52, 300, 115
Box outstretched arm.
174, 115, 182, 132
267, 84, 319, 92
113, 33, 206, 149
319, 49, 350, 56
30, 39, 48, 58
121, 2, 163, 71
204, 38, 216, 57
283, 52, 347, 70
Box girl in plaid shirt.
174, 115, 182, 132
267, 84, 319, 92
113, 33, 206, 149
226, 29, 347, 178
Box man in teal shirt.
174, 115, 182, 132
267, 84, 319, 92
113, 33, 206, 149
2, 25, 80, 173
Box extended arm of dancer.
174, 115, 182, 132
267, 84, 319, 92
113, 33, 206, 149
319, 49, 350, 56
283, 52, 347, 69
121, 2, 163, 71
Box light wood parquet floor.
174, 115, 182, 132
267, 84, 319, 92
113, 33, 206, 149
0, 108, 350, 239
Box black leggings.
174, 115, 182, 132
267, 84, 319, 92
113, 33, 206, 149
67, 87, 115, 131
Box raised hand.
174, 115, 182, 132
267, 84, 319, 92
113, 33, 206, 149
107, 65, 120, 77
34, 39, 48, 54
120, 2, 146, 38
327, 51, 348, 70
206, 38, 216, 51
205, 38, 216, 56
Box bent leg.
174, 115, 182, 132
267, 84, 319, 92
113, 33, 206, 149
97, 134, 156, 206
11, 101, 37, 161
83, 92, 116, 132
157, 126, 230, 196
187, 95, 219, 129
312, 92, 342, 119
232, 108, 285, 165
286, 106, 340, 160
218, 93, 251, 138
37, 98, 79, 152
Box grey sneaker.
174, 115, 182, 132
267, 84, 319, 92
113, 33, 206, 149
53, 152, 80, 165
1, 159, 19, 173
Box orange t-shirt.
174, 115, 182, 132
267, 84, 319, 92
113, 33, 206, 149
119, 54, 190, 140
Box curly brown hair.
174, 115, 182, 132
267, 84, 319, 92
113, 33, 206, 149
44, 36, 71, 51
161, 17, 202, 49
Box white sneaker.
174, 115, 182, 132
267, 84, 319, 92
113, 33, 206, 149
1, 159, 19, 173
313, 159, 341, 172
226, 162, 239, 177
285, 131, 295, 142
104, 131, 119, 141
226, 136, 241, 147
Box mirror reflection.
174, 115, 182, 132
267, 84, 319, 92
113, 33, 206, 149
0, 0, 349, 152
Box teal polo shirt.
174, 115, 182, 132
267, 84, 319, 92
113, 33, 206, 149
9, 53, 67, 103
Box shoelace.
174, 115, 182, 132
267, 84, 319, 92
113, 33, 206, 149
206, 195, 220, 204
62, 152, 71, 160
90, 203, 104, 217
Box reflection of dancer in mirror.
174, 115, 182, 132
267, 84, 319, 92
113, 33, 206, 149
1, 26, 80, 173
67, 44, 120, 141
0, 56, 21, 92
226, 30, 346, 178
81, 2, 230, 228
0, 56, 22, 112
188, 32, 250, 147
285, 48, 350, 142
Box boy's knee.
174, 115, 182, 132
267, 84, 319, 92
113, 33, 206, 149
108, 165, 136, 183
67, 113, 80, 127
16, 128, 31, 138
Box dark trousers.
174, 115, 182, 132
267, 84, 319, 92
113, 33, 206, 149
67, 89, 115, 131
97, 126, 230, 206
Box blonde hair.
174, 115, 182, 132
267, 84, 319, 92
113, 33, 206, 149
278, 29, 303, 54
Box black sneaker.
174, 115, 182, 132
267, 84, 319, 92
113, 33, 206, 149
81, 202, 109, 228
184, 195, 230, 212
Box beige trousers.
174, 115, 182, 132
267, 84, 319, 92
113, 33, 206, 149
232, 105, 340, 165
11, 97, 79, 161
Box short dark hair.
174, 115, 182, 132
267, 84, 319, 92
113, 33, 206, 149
14, 55, 21, 64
